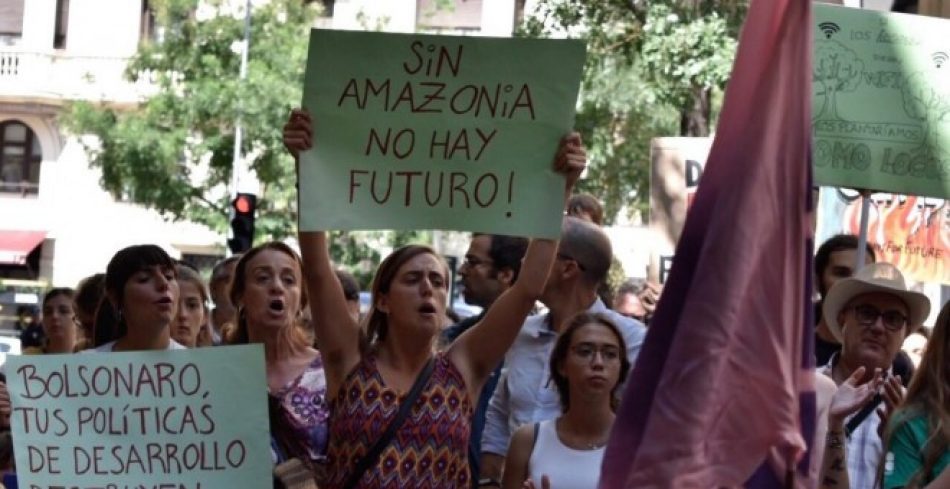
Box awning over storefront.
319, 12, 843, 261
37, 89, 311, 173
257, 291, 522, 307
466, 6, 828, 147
0, 230, 46, 265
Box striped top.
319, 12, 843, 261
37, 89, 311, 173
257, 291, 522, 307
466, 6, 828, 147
326, 352, 473, 488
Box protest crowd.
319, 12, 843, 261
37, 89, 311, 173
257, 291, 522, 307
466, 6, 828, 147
1, 1, 949, 489
0, 107, 944, 489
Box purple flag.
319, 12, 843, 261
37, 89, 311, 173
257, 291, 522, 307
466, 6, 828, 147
599, 0, 815, 487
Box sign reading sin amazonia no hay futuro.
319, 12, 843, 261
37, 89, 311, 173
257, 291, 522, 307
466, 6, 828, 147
298, 30, 586, 238
6, 346, 271, 489
812, 5, 950, 199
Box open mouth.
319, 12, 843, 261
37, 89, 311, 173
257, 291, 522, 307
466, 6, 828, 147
269, 299, 286, 313
156, 297, 174, 308
419, 303, 437, 315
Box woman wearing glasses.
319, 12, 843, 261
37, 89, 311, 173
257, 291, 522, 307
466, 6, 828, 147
501, 312, 630, 489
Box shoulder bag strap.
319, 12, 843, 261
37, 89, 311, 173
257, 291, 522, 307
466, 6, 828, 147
523, 422, 541, 479
845, 394, 883, 437
343, 357, 437, 489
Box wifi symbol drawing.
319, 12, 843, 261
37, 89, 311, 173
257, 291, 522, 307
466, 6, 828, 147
819, 22, 841, 39
933, 51, 949, 68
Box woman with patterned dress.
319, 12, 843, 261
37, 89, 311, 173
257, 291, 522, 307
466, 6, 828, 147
227, 242, 330, 482
283, 108, 586, 488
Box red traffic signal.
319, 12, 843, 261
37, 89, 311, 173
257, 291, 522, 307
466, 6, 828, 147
228, 193, 257, 254
234, 194, 254, 214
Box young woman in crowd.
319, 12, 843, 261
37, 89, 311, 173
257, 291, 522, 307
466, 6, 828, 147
226, 242, 329, 482
284, 108, 585, 488
95, 244, 185, 352
39, 287, 78, 354
501, 313, 630, 489
880, 301, 950, 488
0, 244, 183, 429
171, 264, 210, 348
72, 273, 104, 350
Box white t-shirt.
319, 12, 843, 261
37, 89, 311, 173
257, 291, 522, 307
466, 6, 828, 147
90, 339, 186, 352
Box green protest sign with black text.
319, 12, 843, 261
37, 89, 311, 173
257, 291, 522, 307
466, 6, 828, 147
812, 5, 950, 199
299, 30, 586, 238
6, 345, 271, 488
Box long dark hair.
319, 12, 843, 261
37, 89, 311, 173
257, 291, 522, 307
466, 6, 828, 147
549, 312, 630, 412
104, 244, 177, 339
881, 302, 950, 486
363, 244, 448, 348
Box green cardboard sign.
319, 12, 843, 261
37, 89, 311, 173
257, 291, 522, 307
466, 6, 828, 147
299, 30, 586, 238
812, 5, 950, 199
6, 345, 271, 489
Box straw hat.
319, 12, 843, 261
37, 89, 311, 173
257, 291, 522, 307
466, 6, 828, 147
822, 262, 930, 343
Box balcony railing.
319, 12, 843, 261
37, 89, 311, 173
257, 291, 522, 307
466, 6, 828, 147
0, 50, 157, 104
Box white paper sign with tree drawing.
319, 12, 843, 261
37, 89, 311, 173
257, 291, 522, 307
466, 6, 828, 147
812, 5, 950, 199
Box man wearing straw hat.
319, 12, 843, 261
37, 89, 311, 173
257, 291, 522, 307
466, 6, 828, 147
818, 262, 931, 489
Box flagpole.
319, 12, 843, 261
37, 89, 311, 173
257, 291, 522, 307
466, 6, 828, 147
855, 189, 871, 272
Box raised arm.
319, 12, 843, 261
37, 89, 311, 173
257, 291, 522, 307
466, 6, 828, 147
285, 109, 361, 396
449, 133, 586, 393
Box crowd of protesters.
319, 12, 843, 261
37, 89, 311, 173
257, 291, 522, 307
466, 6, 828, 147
0, 108, 944, 489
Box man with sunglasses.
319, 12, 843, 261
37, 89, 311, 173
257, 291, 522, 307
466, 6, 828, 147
819, 262, 931, 489
478, 217, 646, 487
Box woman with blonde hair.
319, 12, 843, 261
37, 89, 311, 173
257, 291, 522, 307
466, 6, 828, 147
172, 264, 209, 348
880, 301, 950, 488
227, 241, 329, 482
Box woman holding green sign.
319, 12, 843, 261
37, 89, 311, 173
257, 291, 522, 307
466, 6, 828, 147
284, 108, 586, 488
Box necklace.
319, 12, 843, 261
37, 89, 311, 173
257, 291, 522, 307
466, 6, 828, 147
556, 418, 608, 450
583, 440, 607, 450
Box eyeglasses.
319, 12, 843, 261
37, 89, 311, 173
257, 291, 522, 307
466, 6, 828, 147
851, 304, 908, 331
570, 343, 621, 362
461, 256, 493, 269
556, 253, 587, 271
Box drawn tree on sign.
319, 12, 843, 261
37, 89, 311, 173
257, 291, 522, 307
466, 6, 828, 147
902, 71, 950, 158
813, 40, 865, 121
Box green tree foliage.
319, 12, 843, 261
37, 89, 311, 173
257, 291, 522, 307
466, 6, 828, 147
63, 0, 317, 240
63, 0, 440, 283
519, 0, 745, 223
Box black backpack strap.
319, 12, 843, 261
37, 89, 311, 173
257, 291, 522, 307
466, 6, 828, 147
343, 357, 436, 489
845, 394, 883, 437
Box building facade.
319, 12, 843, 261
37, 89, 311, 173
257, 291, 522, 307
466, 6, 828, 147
0, 0, 222, 329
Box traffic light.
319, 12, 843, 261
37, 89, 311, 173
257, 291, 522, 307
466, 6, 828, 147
228, 193, 257, 254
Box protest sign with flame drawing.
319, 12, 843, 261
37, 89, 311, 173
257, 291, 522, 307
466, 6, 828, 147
817, 187, 950, 284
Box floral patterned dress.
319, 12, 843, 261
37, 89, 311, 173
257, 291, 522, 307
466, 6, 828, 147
271, 355, 331, 474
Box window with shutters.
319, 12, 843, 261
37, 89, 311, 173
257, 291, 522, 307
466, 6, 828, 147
0, 0, 25, 38
0, 121, 42, 196
53, 0, 69, 49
